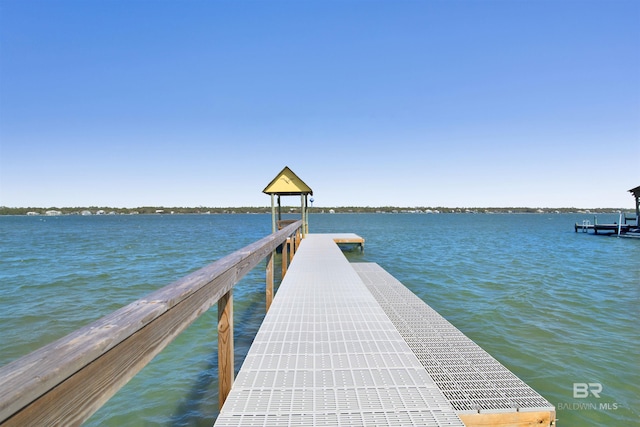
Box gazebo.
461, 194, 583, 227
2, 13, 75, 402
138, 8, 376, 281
263, 166, 313, 236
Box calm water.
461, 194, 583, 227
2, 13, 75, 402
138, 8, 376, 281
0, 213, 638, 426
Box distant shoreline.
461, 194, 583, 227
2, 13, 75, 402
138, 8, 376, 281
0, 206, 634, 216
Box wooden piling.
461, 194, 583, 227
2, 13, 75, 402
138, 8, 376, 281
217, 290, 234, 407
266, 251, 274, 312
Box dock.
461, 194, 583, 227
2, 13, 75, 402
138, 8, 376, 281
574, 185, 640, 238
0, 221, 556, 427
215, 234, 555, 427
0, 167, 557, 426
574, 216, 640, 238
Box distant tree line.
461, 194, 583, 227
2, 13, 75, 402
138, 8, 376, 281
0, 206, 632, 216
0, 206, 270, 215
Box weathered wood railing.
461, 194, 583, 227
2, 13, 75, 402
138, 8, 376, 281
0, 220, 303, 426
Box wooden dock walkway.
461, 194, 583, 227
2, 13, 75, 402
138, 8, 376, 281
215, 234, 555, 427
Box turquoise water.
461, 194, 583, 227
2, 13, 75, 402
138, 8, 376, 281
1, 213, 638, 426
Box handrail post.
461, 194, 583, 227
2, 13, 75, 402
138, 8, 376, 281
281, 238, 288, 277
218, 290, 234, 407
266, 251, 274, 312
289, 235, 295, 264
289, 233, 294, 258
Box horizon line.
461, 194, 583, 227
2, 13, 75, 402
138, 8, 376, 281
1, 205, 634, 211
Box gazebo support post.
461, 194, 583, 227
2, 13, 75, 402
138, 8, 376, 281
277, 195, 282, 224
270, 194, 276, 233
301, 194, 306, 237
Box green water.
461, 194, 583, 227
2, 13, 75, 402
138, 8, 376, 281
0, 213, 638, 425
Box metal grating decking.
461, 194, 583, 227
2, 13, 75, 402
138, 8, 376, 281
214, 235, 464, 427
352, 262, 556, 422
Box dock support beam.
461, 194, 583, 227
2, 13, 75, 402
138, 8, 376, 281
218, 290, 234, 407
458, 411, 556, 427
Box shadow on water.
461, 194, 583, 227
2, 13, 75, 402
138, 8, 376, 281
168, 273, 274, 427
168, 345, 219, 427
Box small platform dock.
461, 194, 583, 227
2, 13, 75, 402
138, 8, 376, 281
574, 185, 640, 239
574, 216, 640, 238
215, 234, 555, 427
327, 233, 365, 251
574, 220, 633, 234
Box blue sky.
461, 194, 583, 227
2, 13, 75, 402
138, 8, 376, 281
1, 0, 638, 208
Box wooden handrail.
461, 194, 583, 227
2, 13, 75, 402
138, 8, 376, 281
0, 220, 303, 426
